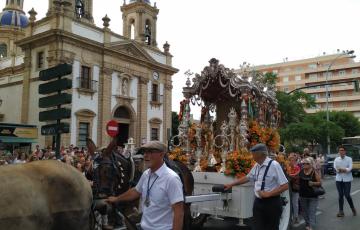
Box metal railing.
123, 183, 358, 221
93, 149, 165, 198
149, 93, 163, 103
77, 77, 98, 92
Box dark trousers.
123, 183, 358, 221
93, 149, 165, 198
336, 181, 355, 211
253, 196, 282, 230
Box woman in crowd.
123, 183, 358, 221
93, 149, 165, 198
299, 157, 322, 230
289, 153, 301, 224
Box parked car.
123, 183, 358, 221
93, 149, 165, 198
325, 153, 338, 175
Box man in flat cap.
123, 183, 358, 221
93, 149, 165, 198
106, 141, 184, 230
225, 143, 288, 230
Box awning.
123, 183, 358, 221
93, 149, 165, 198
0, 136, 37, 143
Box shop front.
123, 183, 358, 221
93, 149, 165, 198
0, 123, 38, 154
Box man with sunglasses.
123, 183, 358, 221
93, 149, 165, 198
334, 145, 357, 217
106, 141, 184, 230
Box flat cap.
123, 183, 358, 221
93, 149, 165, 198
138, 141, 166, 153
249, 143, 268, 154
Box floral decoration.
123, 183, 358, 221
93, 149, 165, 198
262, 127, 280, 153
248, 120, 265, 147
248, 120, 280, 153
168, 147, 189, 165
224, 148, 255, 178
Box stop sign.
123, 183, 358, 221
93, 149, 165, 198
106, 120, 119, 137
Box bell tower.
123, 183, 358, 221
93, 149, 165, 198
0, 0, 28, 59
47, 0, 94, 24
121, 0, 159, 47
3, 0, 25, 12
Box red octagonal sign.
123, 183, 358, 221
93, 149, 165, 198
106, 120, 119, 137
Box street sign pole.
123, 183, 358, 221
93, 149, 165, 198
38, 63, 72, 159
56, 75, 61, 159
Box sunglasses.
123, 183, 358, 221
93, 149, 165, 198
303, 162, 310, 165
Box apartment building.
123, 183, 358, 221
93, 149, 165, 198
253, 53, 360, 119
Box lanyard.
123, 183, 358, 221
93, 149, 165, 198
146, 173, 159, 201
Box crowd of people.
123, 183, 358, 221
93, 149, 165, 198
0, 144, 124, 176
287, 146, 357, 230
0, 143, 358, 230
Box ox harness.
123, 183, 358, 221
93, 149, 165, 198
92, 152, 128, 198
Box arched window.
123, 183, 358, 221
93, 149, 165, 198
17, 0, 20, 5
114, 106, 130, 119
129, 19, 135, 39
145, 19, 151, 45
0, 44, 7, 58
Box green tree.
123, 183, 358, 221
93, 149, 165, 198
304, 114, 345, 150
276, 90, 316, 127
263, 72, 277, 85
330, 111, 360, 137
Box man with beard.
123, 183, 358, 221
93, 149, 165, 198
106, 141, 184, 230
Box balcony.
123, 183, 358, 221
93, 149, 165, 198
76, 77, 98, 97
306, 106, 360, 114
149, 93, 163, 108
315, 94, 360, 103
303, 84, 354, 94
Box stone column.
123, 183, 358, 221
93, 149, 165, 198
163, 80, 172, 142
152, 16, 157, 46
20, 48, 31, 124
135, 10, 144, 43
97, 67, 112, 146
137, 76, 148, 145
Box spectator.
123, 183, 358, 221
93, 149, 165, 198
33, 145, 41, 156
299, 157, 322, 230
334, 146, 357, 217
303, 148, 310, 158
28, 153, 39, 162
289, 153, 301, 224
42, 149, 51, 160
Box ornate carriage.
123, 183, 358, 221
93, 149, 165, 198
171, 59, 291, 229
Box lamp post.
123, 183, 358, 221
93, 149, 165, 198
325, 50, 355, 156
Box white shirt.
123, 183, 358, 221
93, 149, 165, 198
135, 163, 184, 230
247, 157, 288, 198
334, 155, 353, 182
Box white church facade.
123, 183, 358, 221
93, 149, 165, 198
0, 0, 178, 148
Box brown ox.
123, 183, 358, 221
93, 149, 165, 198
0, 160, 92, 230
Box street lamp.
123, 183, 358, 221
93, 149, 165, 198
325, 50, 356, 156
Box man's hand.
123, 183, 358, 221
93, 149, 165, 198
105, 196, 118, 204
224, 184, 233, 191
257, 190, 272, 198
339, 168, 347, 173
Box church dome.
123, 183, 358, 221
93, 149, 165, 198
0, 10, 28, 28
129, 0, 151, 4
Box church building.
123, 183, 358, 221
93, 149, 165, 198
0, 0, 178, 148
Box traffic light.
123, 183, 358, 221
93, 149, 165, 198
38, 63, 72, 135
354, 80, 359, 92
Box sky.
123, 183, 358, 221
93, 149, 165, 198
3, 0, 360, 118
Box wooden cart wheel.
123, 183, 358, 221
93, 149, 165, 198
279, 189, 292, 230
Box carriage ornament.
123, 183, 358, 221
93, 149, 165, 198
171, 58, 280, 173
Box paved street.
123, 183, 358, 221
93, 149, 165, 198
200, 176, 360, 230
